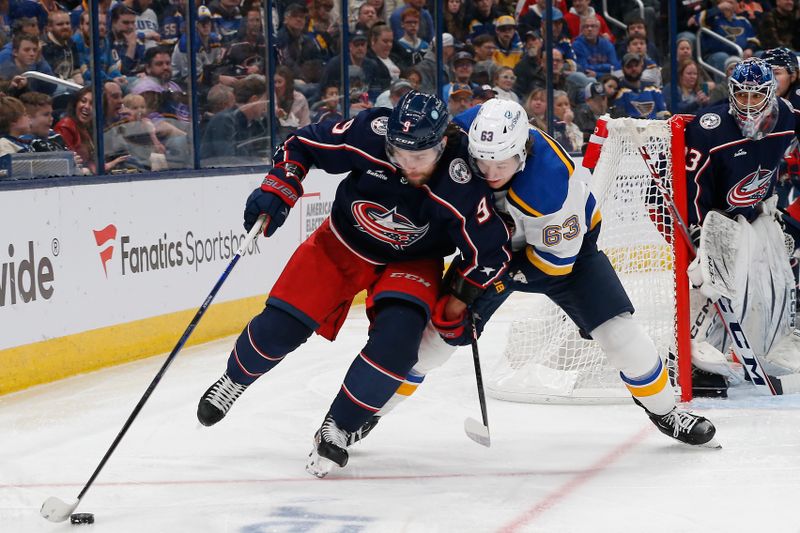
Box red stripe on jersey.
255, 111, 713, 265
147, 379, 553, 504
247, 320, 284, 362
295, 136, 396, 172
341, 384, 380, 412
233, 345, 264, 377
359, 352, 404, 381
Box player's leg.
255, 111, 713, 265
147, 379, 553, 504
547, 234, 718, 446
197, 220, 373, 426
306, 259, 441, 477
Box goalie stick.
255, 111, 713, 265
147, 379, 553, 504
464, 312, 491, 447
40, 216, 267, 523
632, 124, 785, 395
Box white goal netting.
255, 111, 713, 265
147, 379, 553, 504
488, 118, 684, 404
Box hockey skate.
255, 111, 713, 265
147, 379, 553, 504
306, 414, 349, 478
635, 399, 720, 448
346, 415, 380, 446
197, 373, 249, 426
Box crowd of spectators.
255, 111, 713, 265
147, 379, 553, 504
0, 0, 799, 177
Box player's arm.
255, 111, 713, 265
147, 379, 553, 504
683, 122, 716, 227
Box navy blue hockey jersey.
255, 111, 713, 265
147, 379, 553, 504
685, 98, 800, 226
275, 108, 512, 291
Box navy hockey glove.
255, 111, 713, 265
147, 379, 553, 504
431, 296, 471, 346
244, 167, 303, 237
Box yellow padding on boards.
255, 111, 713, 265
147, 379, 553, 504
0, 289, 367, 396
396, 382, 419, 396
625, 366, 669, 397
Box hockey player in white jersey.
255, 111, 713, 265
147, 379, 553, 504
355, 98, 720, 448
683, 57, 800, 383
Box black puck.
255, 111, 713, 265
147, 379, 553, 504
70, 513, 94, 525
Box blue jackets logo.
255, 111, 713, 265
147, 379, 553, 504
727, 165, 774, 207
351, 201, 429, 250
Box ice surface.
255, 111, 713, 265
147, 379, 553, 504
2, 297, 800, 532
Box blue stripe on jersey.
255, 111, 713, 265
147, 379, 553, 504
534, 247, 577, 266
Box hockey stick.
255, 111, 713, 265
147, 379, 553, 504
633, 130, 779, 394
464, 312, 491, 447
40, 216, 267, 523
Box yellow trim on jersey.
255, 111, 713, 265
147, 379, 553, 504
525, 246, 574, 276
508, 188, 545, 217
538, 130, 576, 176
396, 382, 419, 396
590, 209, 602, 230
625, 366, 669, 397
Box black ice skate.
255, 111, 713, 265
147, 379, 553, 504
637, 399, 720, 448
346, 415, 380, 446
197, 373, 249, 426
306, 414, 349, 478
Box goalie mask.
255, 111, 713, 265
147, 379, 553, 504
468, 99, 531, 176
728, 58, 778, 140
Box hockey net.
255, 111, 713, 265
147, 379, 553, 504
487, 117, 693, 404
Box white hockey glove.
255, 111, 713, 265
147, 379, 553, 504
687, 256, 723, 302
691, 340, 745, 385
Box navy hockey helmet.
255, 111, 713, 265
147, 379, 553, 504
385, 91, 449, 165
728, 58, 778, 140
763, 47, 798, 75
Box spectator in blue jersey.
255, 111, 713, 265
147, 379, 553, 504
7, 0, 47, 32
277, 2, 324, 84
538, 9, 577, 73
573, 15, 619, 79
171, 5, 224, 87
610, 53, 668, 119
389, 0, 433, 43
492, 15, 523, 69
0, 33, 55, 95
109, 3, 144, 76
695, 0, 760, 74
40, 10, 82, 86
74, 11, 124, 85
465, 0, 501, 41
392, 7, 428, 70
663, 58, 711, 115
310, 82, 343, 123
208, 0, 242, 45
157, 0, 184, 49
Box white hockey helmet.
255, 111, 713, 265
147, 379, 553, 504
468, 98, 531, 174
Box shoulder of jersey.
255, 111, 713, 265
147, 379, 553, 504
507, 128, 573, 217
688, 102, 731, 132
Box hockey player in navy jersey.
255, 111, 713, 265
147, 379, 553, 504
195, 91, 511, 477
359, 98, 720, 448
684, 57, 800, 378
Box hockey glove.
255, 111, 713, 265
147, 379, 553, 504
244, 167, 303, 237
431, 296, 472, 346
687, 256, 722, 303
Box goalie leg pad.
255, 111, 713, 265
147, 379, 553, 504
590, 313, 675, 416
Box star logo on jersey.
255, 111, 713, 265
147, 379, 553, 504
630, 100, 655, 118
351, 201, 429, 250
727, 165, 774, 208
479, 266, 496, 276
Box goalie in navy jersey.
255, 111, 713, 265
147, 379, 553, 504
355, 98, 720, 448
683, 57, 800, 382
195, 92, 512, 477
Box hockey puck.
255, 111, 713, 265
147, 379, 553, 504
70, 513, 94, 525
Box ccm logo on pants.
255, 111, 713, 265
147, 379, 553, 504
389, 272, 432, 287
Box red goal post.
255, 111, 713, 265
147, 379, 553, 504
487, 116, 695, 404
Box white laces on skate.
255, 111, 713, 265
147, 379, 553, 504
320, 416, 348, 448
205, 374, 248, 414
663, 408, 698, 438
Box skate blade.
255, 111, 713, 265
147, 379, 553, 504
697, 437, 722, 449
305, 451, 337, 479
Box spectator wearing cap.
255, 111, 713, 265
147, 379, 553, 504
492, 15, 523, 69
492, 66, 520, 104
537, 9, 577, 73
277, 3, 325, 84
209, 0, 242, 45
518, 0, 569, 37
694, 0, 760, 75
393, 7, 428, 69
663, 58, 710, 114
709, 55, 741, 104
564, 0, 614, 42
758, 0, 800, 50
447, 82, 473, 118
444, 0, 468, 43
414, 32, 454, 96
374, 78, 414, 109
40, 10, 82, 85
611, 52, 668, 120
443, 50, 478, 100
572, 14, 619, 78
109, 3, 144, 76
389, 0, 433, 43
171, 6, 224, 87
320, 29, 379, 96
73, 11, 123, 85
367, 23, 397, 98
472, 83, 496, 105
466, 0, 502, 41
574, 81, 608, 144
307, 0, 338, 61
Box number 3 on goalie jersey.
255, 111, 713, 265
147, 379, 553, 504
543, 215, 580, 246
